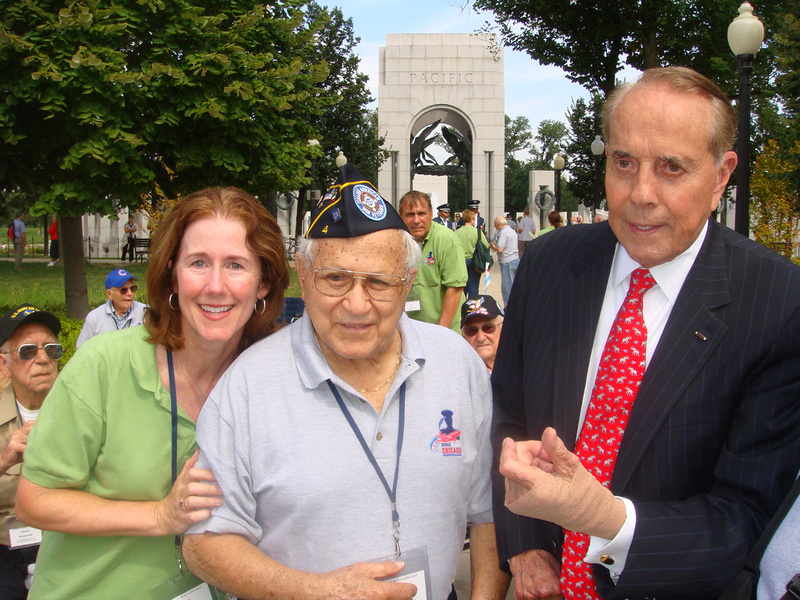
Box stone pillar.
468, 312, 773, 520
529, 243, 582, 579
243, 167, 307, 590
378, 33, 505, 220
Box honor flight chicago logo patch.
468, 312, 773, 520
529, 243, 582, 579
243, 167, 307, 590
430, 410, 462, 457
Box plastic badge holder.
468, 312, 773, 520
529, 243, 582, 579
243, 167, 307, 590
375, 546, 432, 600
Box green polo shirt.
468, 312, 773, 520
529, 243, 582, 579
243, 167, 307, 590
407, 222, 467, 332
23, 327, 199, 599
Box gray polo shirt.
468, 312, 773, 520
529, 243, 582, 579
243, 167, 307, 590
75, 300, 147, 349
191, 314, 494, 600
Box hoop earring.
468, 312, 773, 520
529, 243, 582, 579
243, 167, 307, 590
168, 293, 179, 311
254, 297, 266, 315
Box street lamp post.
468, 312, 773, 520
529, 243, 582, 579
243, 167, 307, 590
728, 2, 764, 238
590, 135, 605, 218
553, 153, 565, 214
335, 150, 348, 168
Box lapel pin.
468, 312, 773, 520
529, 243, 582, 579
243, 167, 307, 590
695, 331, 707, 341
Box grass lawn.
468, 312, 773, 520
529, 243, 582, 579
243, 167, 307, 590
0, 259, 302, 365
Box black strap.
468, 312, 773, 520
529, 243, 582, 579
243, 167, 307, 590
327, 379, 405, 555
166, 350, 184, 574
720, 474, 800, 600
781, 574, 800, 600
744, 475, 800, 568
473, 229, 485, 254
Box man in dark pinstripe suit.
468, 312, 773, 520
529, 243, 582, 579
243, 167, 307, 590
491, 66, 800, 600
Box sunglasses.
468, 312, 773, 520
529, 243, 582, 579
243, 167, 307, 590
462, 323, 500, 337
2, 343, 63, 361
114, 285, 138, 295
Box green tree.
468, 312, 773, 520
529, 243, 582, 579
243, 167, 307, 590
295, 4, 389, 236
751, 139, 800, 261
471, 0, 785, 196
0, 0, 330, 316
472, 0, 778, 96
532, 119, 568, 169
564, 94, 605, 209
506, 115, 533, 157
505, 115, 533, 212
772, 0, 800, 207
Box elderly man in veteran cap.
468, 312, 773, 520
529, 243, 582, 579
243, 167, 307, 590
461, 296, 504, 374
76, 268, 147, 349
184, 165, 510, 600
0, 304, 61, 599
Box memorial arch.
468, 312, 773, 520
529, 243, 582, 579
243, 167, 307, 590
377, 33, 504, 223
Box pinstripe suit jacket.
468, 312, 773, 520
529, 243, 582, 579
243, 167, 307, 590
491, 219, 800, 599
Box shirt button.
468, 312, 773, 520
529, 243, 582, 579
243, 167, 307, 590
600, 554, 615, 566
376, 432, 383, 441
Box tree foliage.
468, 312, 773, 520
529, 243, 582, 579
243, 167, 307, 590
294, 4, 388, 236
772, 0, 800, 207
473, 0, 777, 97
504, 115, 570, 212
0, 0, 331, 315
751, 140, 800, 262
532, 119, 567, 169
303, 3, 388, 189
1, 0, 332, 210
564, 94, 605, 209
505, 115, 533, 212
471, 0, 788, 203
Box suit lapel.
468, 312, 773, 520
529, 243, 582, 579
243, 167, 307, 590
553, 225, 617, 449
613, 221, 732, 490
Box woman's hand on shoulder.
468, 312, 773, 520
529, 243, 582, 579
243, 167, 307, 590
155, 450, 223, 536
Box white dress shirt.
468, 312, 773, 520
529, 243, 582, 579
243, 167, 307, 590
580, 221, 709, 577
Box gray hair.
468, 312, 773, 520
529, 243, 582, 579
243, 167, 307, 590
602, 66, 736, 166
296, 229, 421, 274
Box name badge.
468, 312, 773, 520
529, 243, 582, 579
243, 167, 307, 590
150, 572, 216, 600
375, 546, 432, 600
405, 300, 421, 312
5, 516, 42, 549
405, 287, 421, 313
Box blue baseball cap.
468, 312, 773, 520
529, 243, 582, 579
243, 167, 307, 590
105, 269, 138, 290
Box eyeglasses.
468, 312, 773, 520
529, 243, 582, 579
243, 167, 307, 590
1, 343, 63, 361
113, 285, 138, 295
311, 268, 409, 301
462, 322, 501, 337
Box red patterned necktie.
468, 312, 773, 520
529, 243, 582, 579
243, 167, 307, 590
560, 268, 655, 600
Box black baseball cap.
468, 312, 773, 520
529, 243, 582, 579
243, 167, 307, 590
461, 295, 504, 328
0, 304, 61, 347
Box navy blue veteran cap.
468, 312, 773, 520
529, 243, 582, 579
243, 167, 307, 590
436, 204, 451, 212
305, 164, 409, 239
0, 304, 61, 347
